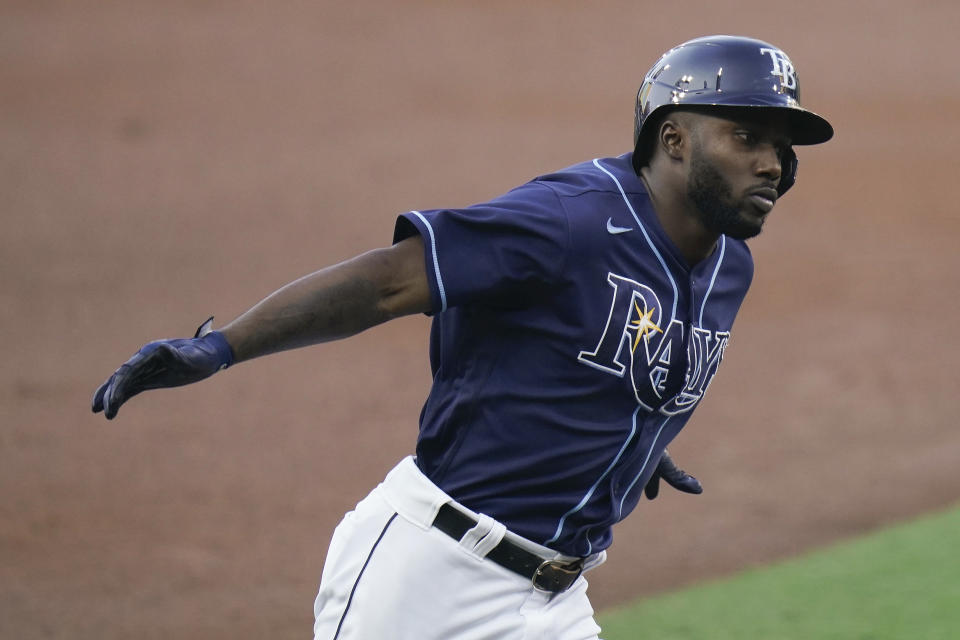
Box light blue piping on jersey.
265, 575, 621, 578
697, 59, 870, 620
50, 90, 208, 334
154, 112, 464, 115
617, 415, 671, 519
409, 210, 448, 312
544, 406, 642, 549
549, 160, 679, 555
592, 159, 679, 324
699, 236, 726, 327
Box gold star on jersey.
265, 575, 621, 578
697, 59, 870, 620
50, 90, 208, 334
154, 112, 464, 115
630, 301, 663, 352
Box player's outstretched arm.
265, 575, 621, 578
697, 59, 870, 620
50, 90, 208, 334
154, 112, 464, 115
92, 235, 430, 420
219, 235, 430, 362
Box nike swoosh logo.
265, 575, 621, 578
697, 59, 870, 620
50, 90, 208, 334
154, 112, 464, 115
606, 218, 633, 234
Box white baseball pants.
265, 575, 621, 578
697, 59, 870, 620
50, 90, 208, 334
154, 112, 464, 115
313, 456, 606, 640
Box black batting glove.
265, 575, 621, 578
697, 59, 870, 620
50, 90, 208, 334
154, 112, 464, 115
644, 450, 703, 500
92, 317, 234, 420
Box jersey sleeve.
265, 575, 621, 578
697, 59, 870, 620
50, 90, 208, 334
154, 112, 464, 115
393, 182, 571, 313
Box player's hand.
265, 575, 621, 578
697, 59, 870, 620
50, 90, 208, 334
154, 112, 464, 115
91, 317, 234, 420
644, 450, 702, 499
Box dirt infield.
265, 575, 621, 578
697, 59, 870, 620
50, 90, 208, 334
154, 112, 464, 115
3, 2, 959, 638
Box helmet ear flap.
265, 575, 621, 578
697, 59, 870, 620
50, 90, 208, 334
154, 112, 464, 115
777, 146, 798, 196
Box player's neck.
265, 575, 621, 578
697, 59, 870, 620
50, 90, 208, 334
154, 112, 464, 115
639, 169, 719, 267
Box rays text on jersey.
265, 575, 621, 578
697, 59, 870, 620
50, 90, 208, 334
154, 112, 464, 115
577, 272, 729, 415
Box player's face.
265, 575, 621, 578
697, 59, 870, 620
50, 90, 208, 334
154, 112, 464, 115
685, 112, 792, 240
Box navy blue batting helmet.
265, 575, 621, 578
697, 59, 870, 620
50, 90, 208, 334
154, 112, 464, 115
633, 35, 833, 194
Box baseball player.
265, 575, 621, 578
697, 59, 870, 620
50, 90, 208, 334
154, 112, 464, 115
92, 35, 832, 639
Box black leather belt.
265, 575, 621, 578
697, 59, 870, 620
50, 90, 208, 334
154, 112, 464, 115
431, 503, 584, 593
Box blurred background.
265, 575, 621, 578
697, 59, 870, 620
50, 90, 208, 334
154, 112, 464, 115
3, 1, 958, 638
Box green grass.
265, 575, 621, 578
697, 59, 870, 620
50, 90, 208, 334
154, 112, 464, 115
597, 505, 960, 639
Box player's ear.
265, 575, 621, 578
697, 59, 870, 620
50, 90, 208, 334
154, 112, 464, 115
657, 117, 687, 161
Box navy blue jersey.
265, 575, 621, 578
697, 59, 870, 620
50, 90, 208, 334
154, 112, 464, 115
394, 152, 754, 557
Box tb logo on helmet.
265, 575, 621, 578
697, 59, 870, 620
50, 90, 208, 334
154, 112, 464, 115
759, 47, 797, 91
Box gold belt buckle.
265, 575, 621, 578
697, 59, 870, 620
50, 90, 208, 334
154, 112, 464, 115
532, 559, 584, 593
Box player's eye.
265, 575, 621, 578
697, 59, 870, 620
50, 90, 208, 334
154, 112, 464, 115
735, 130, 757, 145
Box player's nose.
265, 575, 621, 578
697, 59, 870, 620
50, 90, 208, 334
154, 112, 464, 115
754, 143, 782, 184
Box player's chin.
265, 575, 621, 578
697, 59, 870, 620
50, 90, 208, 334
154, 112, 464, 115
723, 211, 765, 240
